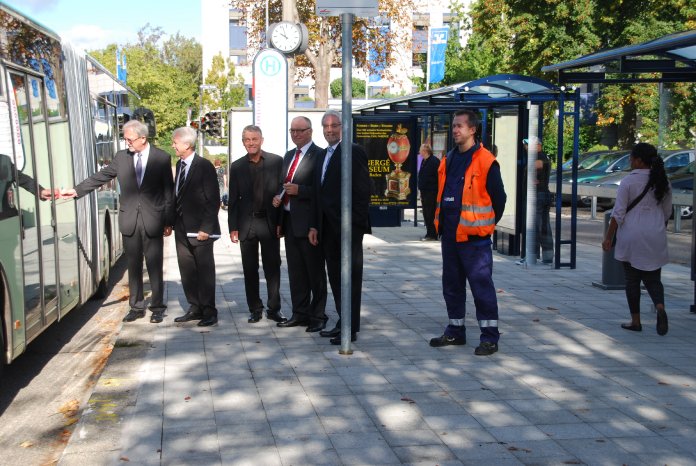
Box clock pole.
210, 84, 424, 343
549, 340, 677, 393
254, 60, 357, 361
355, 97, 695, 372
282, 0, 295, 108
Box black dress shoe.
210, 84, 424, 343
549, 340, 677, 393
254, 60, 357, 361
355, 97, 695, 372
198, 316, 218, 327
320, 326, 341, 338
123, 309, 145, 322
174, 311, 203, 323
330, 333, 357, 345
306, 320, 327, 333
150, 311, 164, 323
248, 311, 263, 323
621, 323, 642, 332
266, 310, 287, 324
277, 316, 308, 328
429, 334, 466, 347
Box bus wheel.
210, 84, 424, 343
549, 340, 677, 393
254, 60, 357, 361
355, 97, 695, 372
93, 234, 111, 299
0, 277, 7, 376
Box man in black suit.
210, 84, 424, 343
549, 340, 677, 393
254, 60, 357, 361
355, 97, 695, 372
418, 143, 440, 241
309, 110, 371, 345
273, 116, 327, 333
63, 120, 174, 323
228, 125, 287, 324
170, 126, 221, 327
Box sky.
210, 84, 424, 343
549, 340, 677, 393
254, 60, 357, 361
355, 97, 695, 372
9, 0, 202, 52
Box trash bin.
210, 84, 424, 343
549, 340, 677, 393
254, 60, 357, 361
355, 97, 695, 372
592, 210, 626, 290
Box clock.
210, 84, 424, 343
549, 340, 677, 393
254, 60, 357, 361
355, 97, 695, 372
269, 21, 308, 54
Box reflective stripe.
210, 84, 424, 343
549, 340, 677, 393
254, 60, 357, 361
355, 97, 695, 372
459, 217, 496, 227
449, 318, 465, 326
461, 204, 493, 214
479, 320, 498, 328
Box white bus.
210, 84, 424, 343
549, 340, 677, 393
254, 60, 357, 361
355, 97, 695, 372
0, 3, 154, 368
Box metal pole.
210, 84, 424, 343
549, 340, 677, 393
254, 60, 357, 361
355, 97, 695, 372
198, 87, 204, 153
340, 12, 354, 355
524, 103, 539, 266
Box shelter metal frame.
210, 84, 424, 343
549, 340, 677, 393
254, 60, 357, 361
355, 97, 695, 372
355, 74, 581, 268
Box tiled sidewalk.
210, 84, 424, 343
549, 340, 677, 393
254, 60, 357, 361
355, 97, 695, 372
61, 211, 696, 465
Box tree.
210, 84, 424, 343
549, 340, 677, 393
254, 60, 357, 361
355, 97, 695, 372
202, 53, 247, 113
444, 0, 696, 150
329, 77, 366, 98
89, 25, 201, 145
231, 0, 415, 108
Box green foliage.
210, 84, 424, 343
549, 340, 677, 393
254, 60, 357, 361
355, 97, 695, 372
448, 0, 696, 150
89, 24, 201, 146
202, 54, 246, 113
329, 78, 367, 98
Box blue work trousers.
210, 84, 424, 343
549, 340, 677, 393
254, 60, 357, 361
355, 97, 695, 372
441, 238, 500, 343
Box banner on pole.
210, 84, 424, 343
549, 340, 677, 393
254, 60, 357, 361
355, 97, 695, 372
428, 27, 448, 84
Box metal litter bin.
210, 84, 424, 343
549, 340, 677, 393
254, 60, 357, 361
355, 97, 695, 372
592, 210, 625, 290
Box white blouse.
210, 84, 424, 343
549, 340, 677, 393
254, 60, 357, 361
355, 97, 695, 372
612, 169, 672, 271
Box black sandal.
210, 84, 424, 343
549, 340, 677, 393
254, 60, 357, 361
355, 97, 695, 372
621, 323, 642, 332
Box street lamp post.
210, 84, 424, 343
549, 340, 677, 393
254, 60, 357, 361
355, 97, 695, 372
199, 84, 216, 154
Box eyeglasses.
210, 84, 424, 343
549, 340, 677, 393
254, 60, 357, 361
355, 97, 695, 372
125, 136, 145, 144
289, 128, 310, 134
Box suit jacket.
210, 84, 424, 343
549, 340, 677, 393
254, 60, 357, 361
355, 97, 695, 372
75, 145, 174, 236
281, 142, 323, 238
311, 142, 371, 237
227, 151, 283, 241
175, 154, 221, 244
418, 155, 440, 193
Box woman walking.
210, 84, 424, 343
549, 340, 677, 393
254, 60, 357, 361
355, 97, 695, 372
602, 143, 672, 335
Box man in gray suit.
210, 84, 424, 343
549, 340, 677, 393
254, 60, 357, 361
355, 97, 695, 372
63, 120, 174, 323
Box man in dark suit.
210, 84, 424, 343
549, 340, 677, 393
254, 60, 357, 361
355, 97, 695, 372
63, 120, 174, 323
170, 126, 221, 327
273, 116, 327, 333
308, 110, 371, 345
418, 143, 440, 241
228, 125, 287, 324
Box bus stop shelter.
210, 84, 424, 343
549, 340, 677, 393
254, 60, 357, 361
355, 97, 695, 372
354, 74, 581, 268
542, 28, 696, 308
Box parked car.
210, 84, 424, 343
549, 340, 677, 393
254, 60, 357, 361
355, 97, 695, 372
550, 150, 631, 204
669, 160, 694, 219
588, 150, 695, 209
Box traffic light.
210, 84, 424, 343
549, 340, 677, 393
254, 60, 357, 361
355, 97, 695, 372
117, 114, 130, 137
207, 111, 222, 137
189, 120, 199, 130
200, 113, 210, 134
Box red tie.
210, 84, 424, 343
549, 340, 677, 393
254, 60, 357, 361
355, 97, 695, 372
283, 149, 301, 205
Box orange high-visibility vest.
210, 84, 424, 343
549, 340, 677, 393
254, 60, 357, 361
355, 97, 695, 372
434, 145, 497, 242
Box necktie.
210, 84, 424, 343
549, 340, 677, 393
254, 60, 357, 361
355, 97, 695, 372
135, 153, 143, 187
321, 146, 334, 184
177, 161, 186, 194
283, 149, 302, 206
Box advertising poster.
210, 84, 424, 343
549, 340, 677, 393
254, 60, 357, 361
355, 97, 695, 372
354, 118, 417, 208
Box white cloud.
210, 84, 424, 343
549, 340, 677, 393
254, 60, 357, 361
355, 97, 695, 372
62, 24, 133, 53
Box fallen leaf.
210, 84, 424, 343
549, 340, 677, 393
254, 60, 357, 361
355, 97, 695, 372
533, 319, 540, 322
20, 441, 33, 448
119, 456, 130, 461
58, 399, 80, 418
184, 396, 191, 401
64, 418, 78, 426
400, 396, 416, 404
657, 381, 670, 386
546, 306, 558, 311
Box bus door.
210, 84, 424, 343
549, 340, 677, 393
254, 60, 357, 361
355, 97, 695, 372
7, 69, 58, 339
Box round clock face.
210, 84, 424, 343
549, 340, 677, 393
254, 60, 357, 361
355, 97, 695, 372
270, 22, 302, 53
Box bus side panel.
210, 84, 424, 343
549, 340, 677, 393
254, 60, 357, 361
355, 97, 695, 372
62, 45, 100, 304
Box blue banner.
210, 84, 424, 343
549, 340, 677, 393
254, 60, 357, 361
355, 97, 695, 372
428, 27, 449, 84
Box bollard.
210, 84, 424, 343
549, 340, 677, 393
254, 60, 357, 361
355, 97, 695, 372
592, 210, 626, 290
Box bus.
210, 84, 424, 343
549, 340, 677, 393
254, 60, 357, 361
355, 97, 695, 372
0, 3, 154, 369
